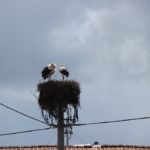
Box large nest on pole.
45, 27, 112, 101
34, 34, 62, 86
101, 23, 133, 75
37, 80, 81, 124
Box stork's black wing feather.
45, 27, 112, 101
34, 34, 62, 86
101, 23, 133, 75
41, 67, 50, 79
60, 69, 69, 77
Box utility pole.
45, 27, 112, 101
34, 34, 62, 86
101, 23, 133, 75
37, 80, 80, 150
58, 103, 64, 150
65, 126, 73, 146
65, 127, 69, 146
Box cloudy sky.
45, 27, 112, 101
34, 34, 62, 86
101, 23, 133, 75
0, 0, 150, 146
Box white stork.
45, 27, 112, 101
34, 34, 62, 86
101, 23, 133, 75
59, 64, 69, 80
41, 63, 57, 80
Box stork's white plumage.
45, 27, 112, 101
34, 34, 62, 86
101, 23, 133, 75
59, 64, 69, 80
41, 63, 57, 80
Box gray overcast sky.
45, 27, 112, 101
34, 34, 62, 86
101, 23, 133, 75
0, 0, 150, 146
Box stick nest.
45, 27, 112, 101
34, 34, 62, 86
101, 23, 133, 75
37, 80, 81, 124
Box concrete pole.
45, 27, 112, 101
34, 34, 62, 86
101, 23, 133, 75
58, 103, 64, 150
64, 127, 69, 146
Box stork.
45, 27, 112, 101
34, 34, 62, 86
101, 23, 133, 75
59, 64, 69, 80
41, 63, 57, 80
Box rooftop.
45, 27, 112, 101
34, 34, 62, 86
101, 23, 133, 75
0, 145, 150, 150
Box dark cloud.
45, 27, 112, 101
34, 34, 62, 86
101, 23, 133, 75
0, 0, 150, 146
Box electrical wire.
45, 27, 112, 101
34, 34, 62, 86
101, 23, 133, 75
1, 101, 150, 138
74, 116, 150, 126
0, 102, 47, 125
0, 116, 150, 137
0, 114, 150, 137
72, 132, 88, 144
47, 129, 56, 145
0, 127, 51, 136
1, 101, 150, 127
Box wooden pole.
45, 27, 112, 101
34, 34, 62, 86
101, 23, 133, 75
58, 103, 64, 150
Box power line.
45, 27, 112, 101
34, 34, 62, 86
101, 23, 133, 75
0, 116, 150, 137
74, 116, 150, 126
0, 127, 51, 137
1, 102, 150, 127
47, 129, 57, 144
72, 132, 88, 144
1, 102, 150, 136
0, 102, 47, 125
0, 113, 150, 137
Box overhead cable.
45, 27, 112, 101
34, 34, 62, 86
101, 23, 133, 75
74, 116, 150, 126
0, 102, 47, 125
0, 127, 51, 136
